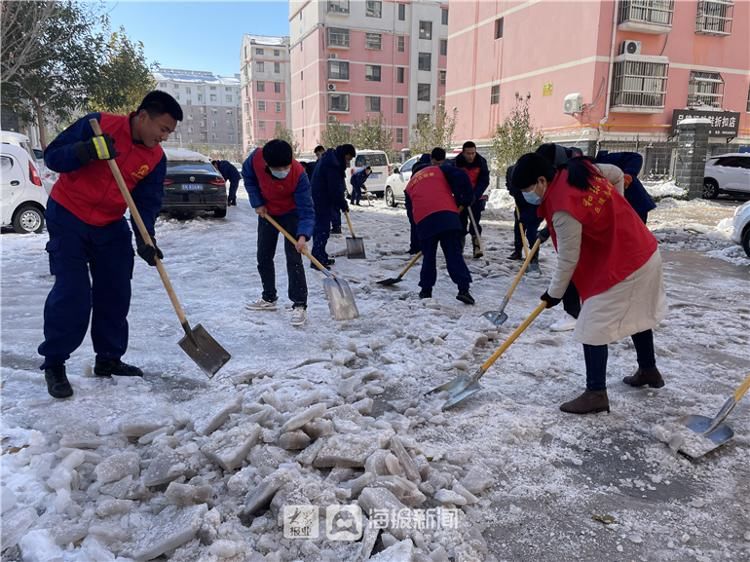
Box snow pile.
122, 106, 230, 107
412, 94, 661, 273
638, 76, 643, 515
164, 147, 210, 163
643, 180, 687, 200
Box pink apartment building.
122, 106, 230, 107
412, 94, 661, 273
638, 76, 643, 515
289, 0, 450, 153
446, 0, 750, 173
240, 35, 292, 153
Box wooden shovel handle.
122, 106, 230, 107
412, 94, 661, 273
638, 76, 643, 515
734, 373, 750, 402
262, 213, 331, 276
480, 301, 547, 374
515, 205, 530, 257
504, 238, 542, 301
399, 251, 423, 278
344, 211, 357, 238
89, 118, 189, 326
467, 207, 485, 254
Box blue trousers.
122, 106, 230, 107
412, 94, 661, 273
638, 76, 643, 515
38, 199, 134, 369
312, 202, 332, 264
584, 330, 656, 390
331, 206, 341, 231
257, 213, 307, 306
227, 179, 239, 202
419, 230, 472, 292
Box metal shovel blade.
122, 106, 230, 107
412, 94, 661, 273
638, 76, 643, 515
676, 414, 735, 458
426, 373, 474, 396
481, 310, 508, 327
376, 276, 402, 286
442, 381, 484, 410
346, 236, 366, 259
178, 323, 231, 377
323, 277, 359, 320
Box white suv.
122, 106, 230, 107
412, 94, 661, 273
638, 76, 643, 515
1, 143, 48, 233
703, 153, 750, 199
731, 201, 750, 257
384, 155, 419, 207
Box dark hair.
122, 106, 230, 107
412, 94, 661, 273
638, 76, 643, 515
314, 145, 325, 153
510, 153, 555, 191
462, 141, 476, 150
262, 139, 293, 167
565, 157, 603, 191
430, 147, 446, 161
365, 165, 372, 171
337, 144, 356, 158
137, 90, 183, 121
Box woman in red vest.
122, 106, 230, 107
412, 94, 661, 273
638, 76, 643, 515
511, 153, 666, 414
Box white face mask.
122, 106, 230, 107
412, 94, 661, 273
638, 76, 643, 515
522, 191, 541, 205
270, 168, 290, 179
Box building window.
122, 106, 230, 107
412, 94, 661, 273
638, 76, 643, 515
327, 0, 350, 14
256, 48, 264, 55
301, 70, 304, 80
397, 67, 405, 83
328, 60, 350, 80
439, 70, 447, 86
365, 96, 381, 112
259, 121, 265, 130
226, 95, 232, 102
174, 93, 180, 100
327, 27, 350, 48
365, 64, 382, 81
328, 93, 350, 112
490, 85, 500, 104
365, 33, 382, 50
258, 101, 266, 111
274, 82, 281, 93
398, 36, 405, 52
256, 61, 264, 72
611, 59, 669, 109
257, 81, 265, 92
417, 83, 431, 101
396, 128, 404, 143
274, 49, 280, 56
398, 3, 406, 20
418, 52, 432, 71
209, 86, 216, 90
276, 102, 282, 113
442, 8, 449, 25
618, 0, 674, 27
696, 0, 733, 34
366, 0, 382, 18
274, 62, 281, 73
495, 17, 504, 39
396, 97, 405, 113
198, 94, 203, 102
419, 21, 432, 39
688, 71, 724, 108
209, 94, 216, 102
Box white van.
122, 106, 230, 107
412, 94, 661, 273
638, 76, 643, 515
1, 143, 48, 233
1, 130, 56, 193
347, 150, 391, 197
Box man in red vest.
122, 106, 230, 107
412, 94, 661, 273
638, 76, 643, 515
39, 91, 182, 399
405, 154, 475, 304
455, 141, 490, 258
242, 140, 315, 327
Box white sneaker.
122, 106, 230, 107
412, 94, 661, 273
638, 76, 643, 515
550, 315, 577, 332
246, 298, 277, 311
290, 307, 307, 327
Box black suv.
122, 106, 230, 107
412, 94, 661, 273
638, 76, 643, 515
161, 151, 227, 218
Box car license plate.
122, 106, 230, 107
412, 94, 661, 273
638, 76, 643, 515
181, 184, 203, 191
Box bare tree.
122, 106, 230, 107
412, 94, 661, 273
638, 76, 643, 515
410, 104, 457, 154
0, 1, 57, 83
489, 93, 544, 175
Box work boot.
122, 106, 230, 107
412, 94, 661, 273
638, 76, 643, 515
45, 365, 73, 399
94, 357, 144, 377
507, 250, 523, 261
472, 237, 483, 259
622, 367, 664, 388
560, 390, 610, 414
419, 288, 432, 299
456, 291, 475, 305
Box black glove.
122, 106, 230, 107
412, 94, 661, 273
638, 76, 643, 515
538, 227, 550, 244
136, 237, 163, 267
75, 134, 117, 164
341, 200, 349, 213
541, 291, 562, 309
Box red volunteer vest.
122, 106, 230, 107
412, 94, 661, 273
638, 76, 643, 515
51, 113, 164, 226
538, 167, 658, 302
251, 149, 305, 216
405, 166, 459, 224
461, 166, 481, 190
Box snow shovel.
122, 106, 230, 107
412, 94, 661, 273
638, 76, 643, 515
482, 239, 542, 326
515, 205, 530, 258
90, 119, 231, 377
343, 211, 366, 259
674, 372, 750, 458
263, 214, 359, 321
428, 301, 547, 410
467, 207, 486, 257
376, 252, 422, 286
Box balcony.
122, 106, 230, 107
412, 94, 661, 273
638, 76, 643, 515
618, 0, 674, 34
696, 0, 733, 35
327, 0, 349, 15
610, 55, 669, 114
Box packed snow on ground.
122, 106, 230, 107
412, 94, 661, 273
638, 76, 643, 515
643, 180, 688, 200
1, 192, 748, 561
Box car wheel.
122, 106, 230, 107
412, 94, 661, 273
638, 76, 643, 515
214, 208, 227, 218
385, 186, 397, 207
742, 227, 750, 258
12, 204, 45, 234
702, 179, 719, 199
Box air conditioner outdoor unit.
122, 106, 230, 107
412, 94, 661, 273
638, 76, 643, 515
563, 93, 583, 114
327, 83, 337, 91
620, 40, 642, 55
329, 53, 338, 59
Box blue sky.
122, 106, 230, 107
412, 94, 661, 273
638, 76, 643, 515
103, 1, 290, 76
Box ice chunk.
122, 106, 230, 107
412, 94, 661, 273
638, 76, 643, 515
452, 482, 479, 505
302, 419, 334, 440
434, 489, 467, 506
201, 422, 261, 471
165, 481, 212, 506
95, 498, 134, 517
358, 486, 407, 514
281, 403, 327, 433
365, 449, 392, 475
341, 471, 376, 498
1, 486, 17, 513
183, 393, 242, 436
95, 452, 140, 484
369, 539, 414, 562
141, 451, 186, 487
1, 506, 38, 550
99, 475, 146, 500
371, 475, 427, 507
124, 504, 208, 561
277, 430, 311, 451
243, 469, 291, 516
59, 429, 103, 449
119, 416, 171, 438
313, 433, 387, 468
19, 529, 64, 562
460, 467, 493, 495
390, 436, 421, 483
296, 439, 325, 466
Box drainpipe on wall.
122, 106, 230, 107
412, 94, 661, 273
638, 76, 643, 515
597, 0, 619, 155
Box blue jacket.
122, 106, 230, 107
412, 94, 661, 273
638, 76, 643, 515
350, 168, 369, 189
215, 160, 240, 185
241, 148, 315, 239
310, 148, 348, 211
304, 160, 318, 179
595, 151, 656, 218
